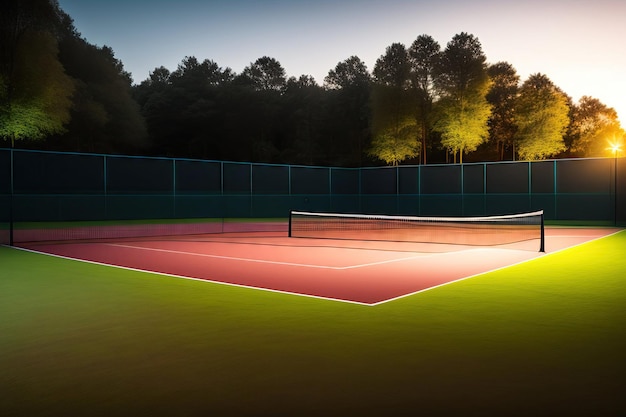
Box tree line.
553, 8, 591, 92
2, 0, 624, 167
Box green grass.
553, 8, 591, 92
1, 232, 625, 416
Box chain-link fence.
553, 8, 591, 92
1, 148, 624, 244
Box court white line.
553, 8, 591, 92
5, 230, 621, 307
368, 229, 625, 306
7, 246, 373, 306
104, 243, 426, 270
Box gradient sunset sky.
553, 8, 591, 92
57, 0, 626, 123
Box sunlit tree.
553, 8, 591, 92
368, 85, 419, 166
369, 43, 419, 165
0, 0, 75, 147
568, 96, 624, 157
408, 34, 440, 164
0, 30, 74, 147
432, 33, 491, 163
514, 73, 569, 160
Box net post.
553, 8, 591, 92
539, 210, 546, 253
288, 210, 293, 237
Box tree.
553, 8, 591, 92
432, 33, 491, 163
58, 36, 147, 153
170, 56, 234, 88
149, 66, 171, 85
369, 44, 419, 165
514, 73, 569, 160
0, 0, 75, 147
568, 96, 624, 157
324, 56, 371, 90
323, 56, 372, 166
368, 85, 419, 166
372, 43, 411, 88
239, 56, 286, 92
408, 34, 440, 164
281, 75, 325, 164
132, 56, 238, 158
487, 62, 520, 160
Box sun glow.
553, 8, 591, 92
607, 140, 623, 157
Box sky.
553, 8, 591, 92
57, 0, 626, 123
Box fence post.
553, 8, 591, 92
9, 148, 14, 246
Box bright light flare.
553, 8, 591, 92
607, 140, 623, 156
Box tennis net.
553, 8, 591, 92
11, 218, 288, 245
289, 210, 545, 251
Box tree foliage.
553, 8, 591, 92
324, 56, 371, 90
58, 35, 148, 152
239, 56, 286, 92
373, 43, 411, 88
369, 44, 419, 166
568, 96, 624, 157
0, 0, 74, 146
3, 1, 622, 166
408, 34, 440, 164
486, 62, 519, 160
323, 56, 371, 166
432, 33, 491, 163
369, 84, 419, 166
0, 0, 148, 152
514, 73, 569, 160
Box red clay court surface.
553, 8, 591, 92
17, 227, 621, 305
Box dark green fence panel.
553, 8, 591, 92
291, 166, 329, 194
106, 196, 176, 219
175, 195, 223, 218
556, 194, 612, 220
252, 164, 289, 195
421, 165, 461, 194
486, 194, 532, 215
487, 162, 528, 194
617, 157, 626, 224
107, 156, 173, 194
12, 195, 106, 222
361, 167, 396, 194
531, 161, 554, 193
398, 166, 419, 194
531, 195, 556, 219
0, 150, 9, 244
420, 195, 464, 216
223, 163, 251, 194
222, 195, 251, 217
397, 195, 420, 215
290, 195, 332, 213
0, 149, 10, 194
463, 164, 484, 194
463, 195, 486, 216
331, 168, 359, 195
13, 151, 103, 194
557, 158, 611, 193
330, 195, 360, 213
175, 160, 221, 194
251, 195, 292, 217
361, 195, 397, 214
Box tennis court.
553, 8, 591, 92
15, 213, 620, 305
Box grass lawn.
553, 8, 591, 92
1, 231, 625, 416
